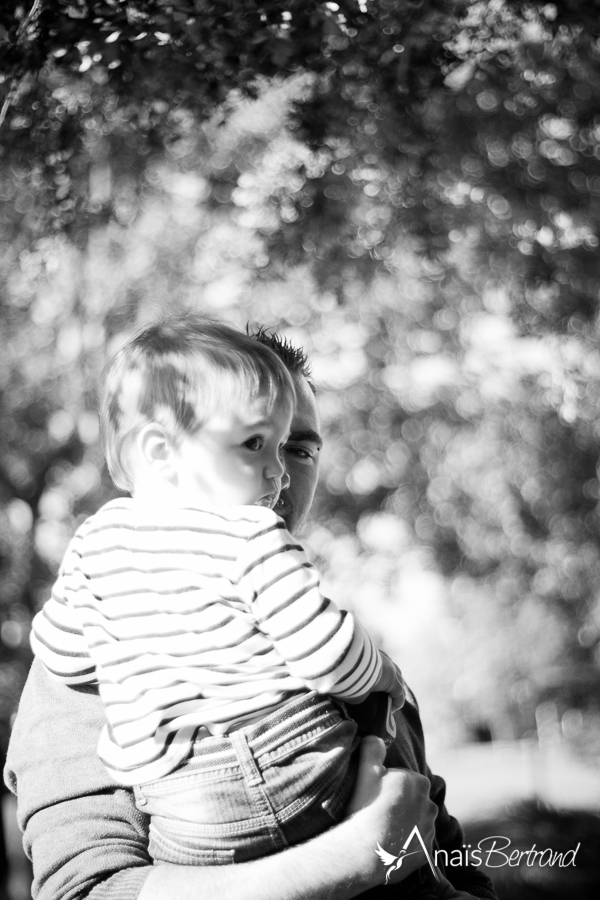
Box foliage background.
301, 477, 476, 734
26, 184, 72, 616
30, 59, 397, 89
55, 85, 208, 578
2, 0, 600, 820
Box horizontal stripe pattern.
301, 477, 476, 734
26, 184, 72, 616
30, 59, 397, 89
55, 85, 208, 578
31, 498, 382, 785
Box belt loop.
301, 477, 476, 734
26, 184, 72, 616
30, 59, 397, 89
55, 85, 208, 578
229, 729, 264, 787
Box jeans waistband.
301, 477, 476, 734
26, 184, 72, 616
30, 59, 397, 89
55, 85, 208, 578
188, 692, 345, 768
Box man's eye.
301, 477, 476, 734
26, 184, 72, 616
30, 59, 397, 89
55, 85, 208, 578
285, 445, 312, 460
244, 436, 263, 451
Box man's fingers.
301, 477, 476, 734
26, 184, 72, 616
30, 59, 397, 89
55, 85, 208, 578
345, 736, 387, 815
358, 735, 387, 770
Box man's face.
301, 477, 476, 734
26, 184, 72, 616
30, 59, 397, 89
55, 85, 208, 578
275, 373, 322, 535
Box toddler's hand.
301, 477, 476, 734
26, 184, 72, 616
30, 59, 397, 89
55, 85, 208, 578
375, 652, 406, 709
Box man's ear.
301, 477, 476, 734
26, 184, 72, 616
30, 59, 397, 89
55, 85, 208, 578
136, 423, 177, 480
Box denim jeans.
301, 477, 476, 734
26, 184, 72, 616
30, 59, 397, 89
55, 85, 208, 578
133, 692, 360, 865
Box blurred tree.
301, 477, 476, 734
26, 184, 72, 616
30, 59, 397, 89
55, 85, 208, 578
307, 260, 599, 748
1, 0, 600, 759
3, 0, 600, 315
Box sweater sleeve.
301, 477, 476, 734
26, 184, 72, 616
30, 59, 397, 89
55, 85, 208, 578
237, 515, 382, 700
4, 659, 152, 900
428, 770, 497, 898
30, 531, 98, 685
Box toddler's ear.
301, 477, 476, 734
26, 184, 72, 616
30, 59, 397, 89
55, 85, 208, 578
136, 423, 176, 480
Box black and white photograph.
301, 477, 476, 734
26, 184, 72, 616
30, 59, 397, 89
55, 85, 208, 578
1, 3, 600, 899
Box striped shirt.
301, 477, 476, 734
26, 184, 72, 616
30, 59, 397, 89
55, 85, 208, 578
31, 499, 383, 786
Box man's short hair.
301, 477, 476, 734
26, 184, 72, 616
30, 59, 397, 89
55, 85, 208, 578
100, 314, 295, 492
249, 326, 314, 393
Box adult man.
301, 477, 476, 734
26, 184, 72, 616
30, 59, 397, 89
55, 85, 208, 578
5, 330, 496, 900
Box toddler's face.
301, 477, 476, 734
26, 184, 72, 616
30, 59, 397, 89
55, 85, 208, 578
170, 392, 293, 509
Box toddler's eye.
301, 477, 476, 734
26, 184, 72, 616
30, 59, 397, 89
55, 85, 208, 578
244, 436, 263, 451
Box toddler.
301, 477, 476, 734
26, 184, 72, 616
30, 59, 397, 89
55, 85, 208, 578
31, 314, 405, 866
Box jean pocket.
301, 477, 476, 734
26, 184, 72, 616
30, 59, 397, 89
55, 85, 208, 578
149, 823, 236, 865
319, 749, 358, 824
321, 791, 347, 824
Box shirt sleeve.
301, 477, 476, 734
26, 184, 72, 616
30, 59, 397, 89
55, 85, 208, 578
236, 514, 382, 700
30, 531, 98, 685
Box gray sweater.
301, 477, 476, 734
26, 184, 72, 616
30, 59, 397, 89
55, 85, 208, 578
5, 659, 496, 900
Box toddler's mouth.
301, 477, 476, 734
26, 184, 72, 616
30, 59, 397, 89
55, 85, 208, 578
256, 494, 278, 509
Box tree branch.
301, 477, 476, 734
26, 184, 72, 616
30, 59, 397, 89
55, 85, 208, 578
0, 0, 44, 129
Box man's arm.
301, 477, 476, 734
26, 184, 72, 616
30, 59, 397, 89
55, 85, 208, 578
5, 661, 437, 900
350, 690, 497, 899
427, 771, 496, 899
138, 736, 437, 900
385, 692, 498, 900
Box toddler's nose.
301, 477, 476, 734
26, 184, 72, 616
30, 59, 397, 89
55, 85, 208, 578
265, 450, 286, 482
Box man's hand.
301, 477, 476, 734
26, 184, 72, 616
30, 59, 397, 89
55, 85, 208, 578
344, 736, 438, 885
